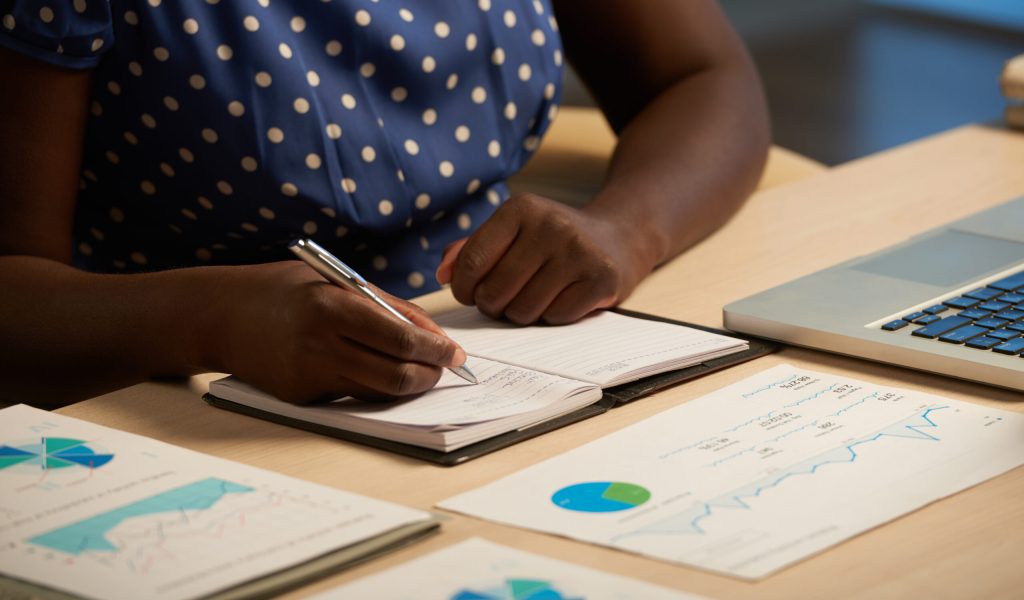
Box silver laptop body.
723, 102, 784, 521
724, 195, 1024, 391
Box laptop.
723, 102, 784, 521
723, 195, 1024, 391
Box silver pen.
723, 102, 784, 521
288, 238, 478, 384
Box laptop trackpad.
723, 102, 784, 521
851, 230, 1024, 287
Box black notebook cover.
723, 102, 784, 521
204, 311, 777, 466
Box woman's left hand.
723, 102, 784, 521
435, 193, 659, 325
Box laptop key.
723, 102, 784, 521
993, 338, 1024, 355
965, 336, 1002, 349
1008, 322, 1024, 333
977, 300, 1011, 312
923, 304, 948, 315
989, 328, 1020, 341
988, 271, 1024, 292
902, 311, 927, 322
998, 292, 1024, 304
964, 287, 1004, 301
975, 317, 1010, 329
966, 333, 999, 348
994, 309, 1024, 321
882, 320, 909, 331
916, 314, 941, 324
911, 315, 972, 339
956, 308, 992, 320
943, 296, 979, 309
938, 325, 989, 344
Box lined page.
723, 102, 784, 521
210, 357, 599, 428
435, 308, 747, 386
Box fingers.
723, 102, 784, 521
380, 289, 443, 334
470, 241, 548, 319
331, 337, 444, 397
324, 288, 465, 368
283, 374, 394, 405
435, 238, 467, 285
385, 294, 469, 366
498, 258, 616, 325
449, 202, 521, 306
499, 260, 573, 325
541, 279, 617, 324
280, 340, 443, 404
438, 193, 636, 325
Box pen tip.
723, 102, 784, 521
455, 364, 478, 384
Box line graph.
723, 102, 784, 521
706, 390, 880, 468
617, 406, 947, 540
725, 384, 836, 433
740, 374, 799, 398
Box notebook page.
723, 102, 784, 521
434, 308, 747, 386
339, 358, 598, 426
209, 357, 599, 428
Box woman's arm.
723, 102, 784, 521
439, 0, 769, 324
0, 49, 464, 407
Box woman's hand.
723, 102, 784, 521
435, 193, 659, 325
209, 261, 467, 405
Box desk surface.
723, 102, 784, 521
59, 124, 1024, 600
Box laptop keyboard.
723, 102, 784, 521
880, 268, 1024, 357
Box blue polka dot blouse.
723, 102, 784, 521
0, 0, 563, 298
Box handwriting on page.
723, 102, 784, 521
337, 358, 595, 427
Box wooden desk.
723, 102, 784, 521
59, 125, 1024, 599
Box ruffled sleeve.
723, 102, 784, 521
0, 0, 113, 69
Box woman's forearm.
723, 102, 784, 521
584, 60, 771, 270
0, 256, 220, 406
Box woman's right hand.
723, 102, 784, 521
206, 261, 467, 405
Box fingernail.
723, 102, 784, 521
451, 345, 467, 367
436, 261, 452, 285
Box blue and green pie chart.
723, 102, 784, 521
551, 482, 651, 513
0, 438, 114, 471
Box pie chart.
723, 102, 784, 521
550, 482, 651, 513
0, 438, 115, 472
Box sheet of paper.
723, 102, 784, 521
0, 405, 432, 600
309, 537, 704, 600
434, 308, 746, 385
320, 358, 597, 426
212, 357, 599, 428
439, 364, 1024, 579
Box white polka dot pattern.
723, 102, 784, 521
12, 0, 561, 298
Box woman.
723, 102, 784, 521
0, 0, 769, 406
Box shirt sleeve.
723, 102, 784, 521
0, 0, 113, 69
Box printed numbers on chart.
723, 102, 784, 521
780, 376, 812, 389
698, 438, 731, 451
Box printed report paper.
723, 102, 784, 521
0, 404, 433, 600
310, 537, 704, 600
439, 364, 1024, 579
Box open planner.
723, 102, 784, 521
206, 307, 775, 464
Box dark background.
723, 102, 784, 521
561, 0, 1024, 165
